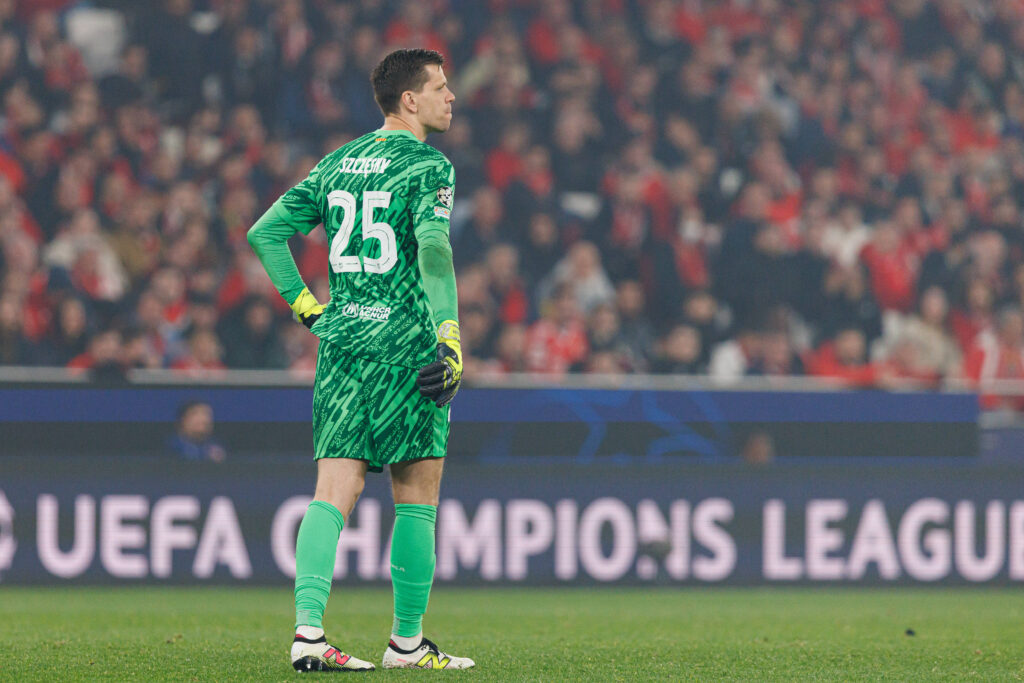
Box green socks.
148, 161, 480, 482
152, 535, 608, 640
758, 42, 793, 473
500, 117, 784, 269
293, 501, 438, 637
390, 504, 438, 637
294, 500, 345, 629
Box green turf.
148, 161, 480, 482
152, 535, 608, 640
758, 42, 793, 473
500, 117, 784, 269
0, 587, 1022, 681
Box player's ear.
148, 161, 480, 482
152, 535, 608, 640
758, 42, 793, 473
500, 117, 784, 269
402, 90, 418, 114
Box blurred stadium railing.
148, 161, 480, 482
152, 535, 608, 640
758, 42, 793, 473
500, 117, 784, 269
0, 365, 996, 461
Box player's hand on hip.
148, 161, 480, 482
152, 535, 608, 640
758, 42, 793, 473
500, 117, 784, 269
290, 287, 325, 330
416, 320, 462, 407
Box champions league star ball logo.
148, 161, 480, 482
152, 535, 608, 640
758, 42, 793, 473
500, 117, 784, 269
436, 186, 453, 208
0, 491, 15, 579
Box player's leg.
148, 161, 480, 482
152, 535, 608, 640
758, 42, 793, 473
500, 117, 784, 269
389, 456, 443, 642
292, 458, 375, 672
291, 343, 376, 672
383, 457, 472, 669
295, 457, 367, 633
361, 354, 473, 669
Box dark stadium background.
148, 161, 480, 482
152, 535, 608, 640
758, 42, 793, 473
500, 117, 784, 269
0, 0, 1023, 594
2, 2, 1024, 679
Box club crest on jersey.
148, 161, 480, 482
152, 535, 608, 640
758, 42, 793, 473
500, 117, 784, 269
436, 186, 453, 208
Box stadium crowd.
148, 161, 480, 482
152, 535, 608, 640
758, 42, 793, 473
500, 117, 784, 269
1, 0, 1024, 408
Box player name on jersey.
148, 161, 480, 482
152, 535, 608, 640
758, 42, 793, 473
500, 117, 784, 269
338, 157, 392, 175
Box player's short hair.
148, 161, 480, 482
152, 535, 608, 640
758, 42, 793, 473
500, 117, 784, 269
371, 48, 445, 115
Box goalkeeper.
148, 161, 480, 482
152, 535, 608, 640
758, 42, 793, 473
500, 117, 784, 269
247, 49, 473, 672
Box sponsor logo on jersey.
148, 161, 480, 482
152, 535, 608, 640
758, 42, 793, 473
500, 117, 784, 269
340, 302, 391, 322
338, 157, 392, 175
433, 206, 451, 219
436, 186, 453, 208
359, 305, 391, 321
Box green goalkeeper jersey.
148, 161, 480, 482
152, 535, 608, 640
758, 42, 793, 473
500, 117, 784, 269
266, 128, 456, 369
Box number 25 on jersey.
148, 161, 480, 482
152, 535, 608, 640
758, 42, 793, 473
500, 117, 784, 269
327, 189, 397, 274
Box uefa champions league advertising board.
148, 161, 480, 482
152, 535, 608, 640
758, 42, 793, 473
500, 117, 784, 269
2, 458, 1024, 586
1, 383, 1014, 585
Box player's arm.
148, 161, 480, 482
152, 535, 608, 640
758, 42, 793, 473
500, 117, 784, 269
247, 168, 324, 329
412, 159, 461, 407
417, 225, 458, 327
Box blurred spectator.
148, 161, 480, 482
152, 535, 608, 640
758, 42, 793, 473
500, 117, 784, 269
166, 399, 226, 463
740, 431, 775, 466
614, 280, 655, 371
653, 324, 704, 375
806, 327, 884, 388
36, 296, 90, 366
520, 212, 561, 288
42, 208, 127, 303
586, 350, 628, 375
539, 241, 614, 316
67, 327, 125, 382
171, 328, 226, 376
678, 290, 726, 365
586, 303, 630, 368
454, 186, 508, 264
219, 296, 287, 369
0, 295, 30, 364
820, 264, 884, 346
821, 202, 871, 270
950, 278, 996, 353
525, 282, 588, 374
460, 300, 497, 369
963, 308, 1024, 411
709, 327, 761, 382
281, 323, 319, 376
476, 323, 528, 377
875, 286, 961, 381
549, 104, 602, 193
748, 329, 804, 377
138, 0, 206, 116
98, 43, 150, 110
122, 326, 162, 370
485, 243, 528, 325
505, 144, 556, 227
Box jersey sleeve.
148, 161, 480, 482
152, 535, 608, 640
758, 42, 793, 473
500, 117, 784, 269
411, 155, 456, 240
274, 162, 323, 235
412, 155, 458, 326
247, 207, 306, 305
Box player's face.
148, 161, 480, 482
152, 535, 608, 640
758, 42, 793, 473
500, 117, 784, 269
415, 64, 455, 134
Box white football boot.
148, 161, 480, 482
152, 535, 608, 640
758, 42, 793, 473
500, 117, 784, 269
291, 633, 375, 672
382, 636, 475, 670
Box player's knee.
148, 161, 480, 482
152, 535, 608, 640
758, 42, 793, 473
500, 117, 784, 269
314, 471, 366, 518
314, 490, 360, 520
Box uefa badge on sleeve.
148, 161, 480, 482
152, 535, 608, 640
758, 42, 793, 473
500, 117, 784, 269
436, 186, 453, 208
434, 186, 453, 219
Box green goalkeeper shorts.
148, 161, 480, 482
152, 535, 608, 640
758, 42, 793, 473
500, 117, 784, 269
312, 338, 449, 472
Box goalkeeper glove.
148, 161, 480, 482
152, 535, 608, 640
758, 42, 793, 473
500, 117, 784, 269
290, 287, 324, 330
416, 319, 462, 407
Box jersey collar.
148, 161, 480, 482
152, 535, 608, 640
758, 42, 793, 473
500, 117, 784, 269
374, 128, 418, 140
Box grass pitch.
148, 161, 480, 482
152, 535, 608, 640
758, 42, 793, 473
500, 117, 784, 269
0, 586, 1022, 681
